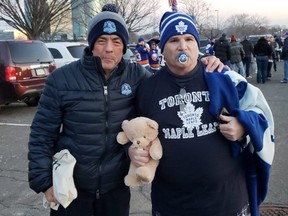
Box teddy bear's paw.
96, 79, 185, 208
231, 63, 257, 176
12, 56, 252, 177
150, 151, 162, 160
124, 176, 141, 188
136, 167, 153, 183
139, 176, 152, 183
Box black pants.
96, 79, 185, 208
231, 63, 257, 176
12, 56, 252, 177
51, 185, 130, 216
242, 56, 252, 77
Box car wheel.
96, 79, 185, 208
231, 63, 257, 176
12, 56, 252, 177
24, 97, 39, 106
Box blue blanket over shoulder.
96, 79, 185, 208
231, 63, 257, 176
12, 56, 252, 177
204, 68, 275, 216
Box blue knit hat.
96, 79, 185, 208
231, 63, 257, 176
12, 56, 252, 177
159, 12, 200, 52
87, 9, 129, 53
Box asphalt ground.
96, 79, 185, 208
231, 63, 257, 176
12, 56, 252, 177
0, 60, 287, 216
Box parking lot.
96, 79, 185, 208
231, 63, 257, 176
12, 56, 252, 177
0, 63, 288, 216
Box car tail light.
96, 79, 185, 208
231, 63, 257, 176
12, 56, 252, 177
5, 67, 18, 82
49, 63, 57, 72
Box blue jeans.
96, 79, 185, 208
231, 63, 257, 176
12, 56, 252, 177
256, 56, 269, 83
284, 59, 288, 80
231, 61, 245, 77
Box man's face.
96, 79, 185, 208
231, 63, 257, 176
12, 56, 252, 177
91, 34, 124, 74
162, 34, 198, 75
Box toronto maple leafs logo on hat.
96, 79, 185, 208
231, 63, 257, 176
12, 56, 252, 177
175, 21, 188, 34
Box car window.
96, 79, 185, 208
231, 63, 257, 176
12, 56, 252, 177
9, 42, 53, 63
123, 48, 134, 59
67, 46, 86, 58
48, 48, 63, 59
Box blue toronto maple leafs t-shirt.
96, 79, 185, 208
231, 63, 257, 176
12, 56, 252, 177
136, 61, 248, 216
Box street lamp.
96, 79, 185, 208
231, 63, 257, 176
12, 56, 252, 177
215, 10, 219, 30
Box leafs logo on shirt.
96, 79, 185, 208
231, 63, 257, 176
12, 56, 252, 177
177, 102, 203, 129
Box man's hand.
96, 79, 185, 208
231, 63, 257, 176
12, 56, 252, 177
218, 114, 245, 141
44, 186, 59, 205
128, 146, 150, 167
201, 56, 230, 72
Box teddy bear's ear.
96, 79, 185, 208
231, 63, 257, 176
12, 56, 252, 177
116, 132, 130, 145
146, 118, 159, 130
122, 120, 129, 127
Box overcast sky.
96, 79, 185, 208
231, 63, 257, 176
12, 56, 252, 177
162, 0, 287, 27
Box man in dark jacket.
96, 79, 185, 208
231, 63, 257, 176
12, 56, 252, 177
213, 33, 231, 67
241, 36, 254, 78
28, 5, 149, 216
230, 35, 245, 77
27, 4, 225, 216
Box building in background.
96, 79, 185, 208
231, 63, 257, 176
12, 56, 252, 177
0, 0, 101, 41
72, 0, 100, 41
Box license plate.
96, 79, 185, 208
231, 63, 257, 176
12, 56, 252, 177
35, 68, 45, 76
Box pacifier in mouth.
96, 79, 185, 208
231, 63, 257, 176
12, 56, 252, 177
177, 52, 189, 64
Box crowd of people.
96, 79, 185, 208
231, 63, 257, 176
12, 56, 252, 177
205, 32, 288, 84
27, 3, 275, 216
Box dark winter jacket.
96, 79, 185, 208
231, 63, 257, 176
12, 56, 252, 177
230, 41, 245, 64
253, 37, 272, 57
213, 36, 231, 62
241, 39, 254, 57
281, 37, 288, 60
28, 47, 150, 195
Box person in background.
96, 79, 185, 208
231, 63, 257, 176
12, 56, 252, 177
148, 41, 161, 74
241, 36, 254, 78
27, 4, 226, 216
135, 37, 150, 70
267, 36, 278, 79
205, 38, 215, 56
253, 37, 273, 84
280, 31, 288, 83
230, 35, 245, 77
131, 11, 274, 216
274, 34, 283, 62
213, 33, 231, 67
271, 36, 279, 72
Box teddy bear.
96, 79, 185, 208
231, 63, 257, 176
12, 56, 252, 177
116, 117, 163, 187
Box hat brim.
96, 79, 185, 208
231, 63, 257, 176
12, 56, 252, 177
147, 38, 160, 45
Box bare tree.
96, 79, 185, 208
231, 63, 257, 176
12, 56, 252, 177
177, 0, 219, 38
223, 13, 269, 38
75, 0, 161, 33
0, 0, 77, 40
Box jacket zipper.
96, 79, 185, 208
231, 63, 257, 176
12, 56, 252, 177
96, 85, 109, 200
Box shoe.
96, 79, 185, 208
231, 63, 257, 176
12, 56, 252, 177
280, 79, 287, 83
246, 76, 252, 79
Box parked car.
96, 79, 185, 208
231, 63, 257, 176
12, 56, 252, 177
123, 48, 136, 63
0, 40, 56, 106
127, 43, 137, 53
45, 42, 87, 68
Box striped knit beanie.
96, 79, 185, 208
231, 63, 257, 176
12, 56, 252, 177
87, 8, 128, 53
159, 12, 200, 52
